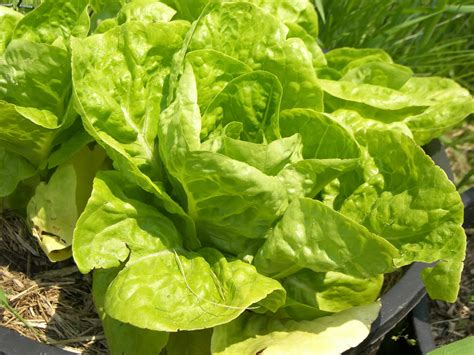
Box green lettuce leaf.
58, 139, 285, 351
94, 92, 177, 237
74, 171, 285, 331
71, 20, 199, 245
325, 47, 393, 72
72, 20, 189, 181
340, 129, 466, 301
93, 267, 169, 355
27, 144, 108, 261
201, 70, 282, 142
285, 22, 326, 68
0, 147, 36, 198
162, 0, 319, 36
246, 0, 319, 38
117, 0, 177, 24
276, 108, 361, 199
0, 39, 73, 166
188, 2, 323, 111
400, 78, 474, 144
282, 269, 383, 320
0, 6, 22, 54
186, 49, 252, 112
279, 108, 360, 159
211, 302, 381, 355
254, 197, 398, 278
206, 133, 303, 176
331, 109, 413, 138
73, 171, 183, 272
341, 61, 413, 90
319, 48, 474, 144
158, 64, 288, 247
12, 0, 89, 44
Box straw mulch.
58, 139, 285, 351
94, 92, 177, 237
0, 211, 107, 354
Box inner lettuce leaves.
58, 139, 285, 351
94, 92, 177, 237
0, 0, 471, 354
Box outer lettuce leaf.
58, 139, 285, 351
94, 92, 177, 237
0, 39, 73, 166
117, 0, 177, 24
12, 0, 89, 44
160, 0, 210, 21
105, 247, 285, 331
319, 79, 427, 111
27, 145, 108, 261
254, 198, 398, 279
211, 302, 381, 355
325, 48, 393, 71
0, 148, 36, 198
0, 39, 71, 117
340, 129, 466, 302
282, 269, 383, 320
73, 171, 183, 272
93, 268, 169, 355
0, 7, 22, 54
320, 49, 474, 145
72, 21, 190, 181
162, 0, 319, 37
331, 109, 413, 138
341, 61, 413, 90
188, 2, 323, 111
401, 78, 474, 144
74, 171, 285, 331
285, 22, 326, 68
71, 20, 199, 245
